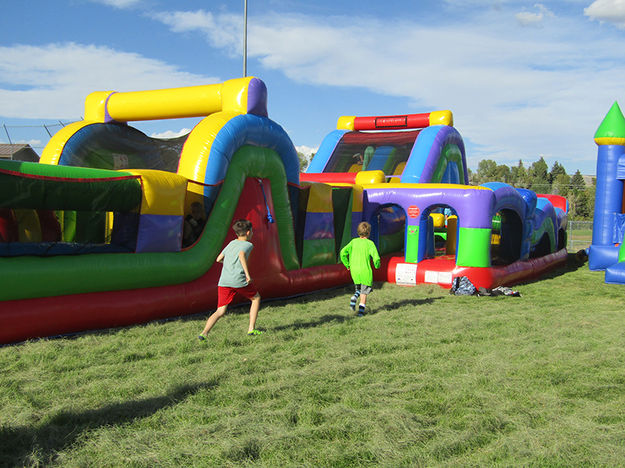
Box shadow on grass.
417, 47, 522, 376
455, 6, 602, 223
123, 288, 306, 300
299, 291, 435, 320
383, 296, 441, 310
257, 284, 355, 310
0, 381, 218, 466
269, 296, 442, 331
271, 314, 350, 331
517, 252, 589, 286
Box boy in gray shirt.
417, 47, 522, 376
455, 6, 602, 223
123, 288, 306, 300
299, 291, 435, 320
198, 219, 262, 340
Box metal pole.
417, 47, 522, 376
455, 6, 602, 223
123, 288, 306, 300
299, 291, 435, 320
3, 124, 12, 145
243, 0, 248, 77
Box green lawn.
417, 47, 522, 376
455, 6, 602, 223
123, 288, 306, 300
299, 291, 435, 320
567, 228, 593, 252
1, 255, 624, 467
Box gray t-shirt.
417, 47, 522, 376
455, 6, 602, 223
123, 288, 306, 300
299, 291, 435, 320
218, 239, 253, 288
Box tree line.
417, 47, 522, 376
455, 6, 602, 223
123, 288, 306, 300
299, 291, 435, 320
468, 157, 595, 220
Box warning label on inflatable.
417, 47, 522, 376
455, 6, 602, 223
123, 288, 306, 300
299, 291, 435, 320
407, 205, 420, 218
395, 263, 418, 286
424, 270, 453, 285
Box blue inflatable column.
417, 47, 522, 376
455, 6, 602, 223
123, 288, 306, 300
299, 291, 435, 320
589, 101, 625, 271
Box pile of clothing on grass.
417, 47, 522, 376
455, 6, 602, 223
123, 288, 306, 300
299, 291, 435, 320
449, 276, 521, 297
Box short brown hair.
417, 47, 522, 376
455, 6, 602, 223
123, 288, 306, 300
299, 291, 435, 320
232, 219, 253, 236
357, 221, 371, 238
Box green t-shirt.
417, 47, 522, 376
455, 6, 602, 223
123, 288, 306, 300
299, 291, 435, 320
218, 239, 253, 288
340, 237, 381, 286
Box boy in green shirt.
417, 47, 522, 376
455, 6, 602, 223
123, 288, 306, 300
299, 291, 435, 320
340, 221, 381, 316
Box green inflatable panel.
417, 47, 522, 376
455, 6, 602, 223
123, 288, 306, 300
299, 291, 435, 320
0, 159, 141, 212
0, 145, 298, 301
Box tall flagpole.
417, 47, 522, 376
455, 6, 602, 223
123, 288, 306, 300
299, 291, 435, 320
243, 0, 248, 77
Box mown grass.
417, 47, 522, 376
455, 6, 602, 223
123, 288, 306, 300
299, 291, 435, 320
567, 227, 593, 251
1, 255, 625, 467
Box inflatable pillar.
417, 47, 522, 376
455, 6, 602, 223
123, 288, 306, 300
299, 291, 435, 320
589, 102, 625, 272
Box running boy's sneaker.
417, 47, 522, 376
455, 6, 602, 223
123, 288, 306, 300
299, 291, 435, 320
247, 329, 263, 336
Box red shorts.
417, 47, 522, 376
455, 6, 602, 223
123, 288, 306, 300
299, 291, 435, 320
217, 284, 259, 308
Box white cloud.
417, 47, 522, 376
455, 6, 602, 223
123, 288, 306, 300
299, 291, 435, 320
585, 0, 625, 28
2, 4, 623, 174
150, 10, 242, 55
296, 145, 318, 157
150, 128, 191, 139
0, 43, 219, 119
89, 0, 143, 9
515, 3, 554, 26
152, 8, 623, 173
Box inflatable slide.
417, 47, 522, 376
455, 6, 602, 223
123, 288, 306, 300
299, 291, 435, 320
0, 77, 567, 344
303, 113, 567, 288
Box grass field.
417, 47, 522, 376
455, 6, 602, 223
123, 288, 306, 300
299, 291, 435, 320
2, 255, 625, 467
566, 225, 593, 252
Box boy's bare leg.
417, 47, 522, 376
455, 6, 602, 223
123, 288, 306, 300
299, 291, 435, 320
247, 294, 261, 333
357, 293, 369, 316
359, 293, 368, 306
201, 305, 227, 336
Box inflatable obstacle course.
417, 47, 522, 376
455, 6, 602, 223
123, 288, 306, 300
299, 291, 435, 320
0, 78, 568, 344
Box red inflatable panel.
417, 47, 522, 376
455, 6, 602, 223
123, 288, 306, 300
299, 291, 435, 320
0, 209, 18, 242
353, 113, 431, 131
300, 172, 357, 184
382, 249, 568, 290
37, 210, 62, 242
537, 194, 568, 213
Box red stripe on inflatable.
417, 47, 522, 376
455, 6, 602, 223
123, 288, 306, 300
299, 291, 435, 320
0, 249, 568, 344
382, 249, 568, 290
300, 172, 357, 184
353, 113, 431, 131
0, 261, 353, 344
537, 194, 568, 213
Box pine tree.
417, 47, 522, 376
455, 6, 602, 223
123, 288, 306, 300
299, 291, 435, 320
552, 173, 571, 197
549, 161, 567, 184
570, 170, 586, 194
528, 157, 550, 193
573, 189, 591, 219
510, 160, 527, 187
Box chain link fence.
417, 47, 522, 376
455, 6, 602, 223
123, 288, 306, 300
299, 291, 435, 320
567, 220, 593, 252
2, 121, 76, 155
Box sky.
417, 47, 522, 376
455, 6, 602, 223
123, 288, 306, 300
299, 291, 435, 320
1, 0, 625, 175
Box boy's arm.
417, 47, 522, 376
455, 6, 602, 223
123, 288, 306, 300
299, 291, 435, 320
216, 252, 225, 263
339, 243, 351, 269
238, 250, 252, 283
371, 242, 381, 268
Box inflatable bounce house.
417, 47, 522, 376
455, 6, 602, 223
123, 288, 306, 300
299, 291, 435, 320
588, 101, 625, 283
0, 77, 568, 344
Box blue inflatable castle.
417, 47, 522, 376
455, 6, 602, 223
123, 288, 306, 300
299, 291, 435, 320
588, 102, 625, 283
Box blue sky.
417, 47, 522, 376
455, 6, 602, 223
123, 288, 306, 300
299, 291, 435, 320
1, 0, 625, 175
